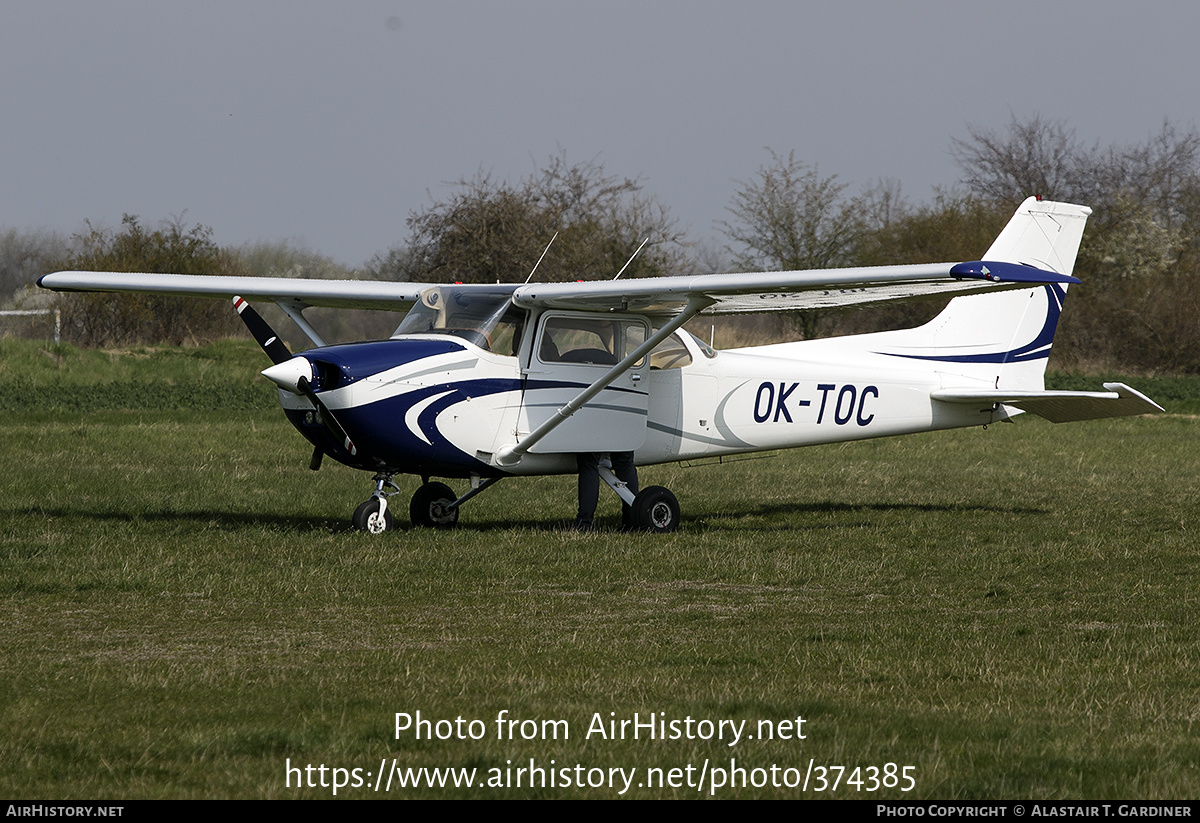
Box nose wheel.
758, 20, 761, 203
353, 498, 395, 534
352, 472, 403, 534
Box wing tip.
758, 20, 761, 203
950, 260, 1081, 285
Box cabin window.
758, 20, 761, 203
648, 331, 693, 370
537, 316, 647, 367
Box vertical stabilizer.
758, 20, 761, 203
869, 198, 1091, 391
983, 197, 1091, 274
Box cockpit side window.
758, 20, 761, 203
488, 304, 525, 356
685, 330, 717, 359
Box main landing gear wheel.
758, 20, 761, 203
353, 498, 395, 534
410, 482, 460, 529
630, 486, 680, 533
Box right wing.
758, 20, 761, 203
510, 259, 1076, 316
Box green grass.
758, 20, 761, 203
0, 338, 276, 413
1, 340, 1198, 798
1046, 372, 1200, 414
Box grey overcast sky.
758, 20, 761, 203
3, 1, 1198, 266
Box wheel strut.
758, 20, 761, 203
352, 472, 403, 534
447, 476, 504, 510
597, 458, 636, 505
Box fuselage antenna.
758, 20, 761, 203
613, 237, 650, 280
524, 232, 559, 284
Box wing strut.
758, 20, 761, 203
273, 299, 327, 348
495, 296, 714, 466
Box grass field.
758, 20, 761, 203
1, 340, 1198, 798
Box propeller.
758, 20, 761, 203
233, 296, 355, 465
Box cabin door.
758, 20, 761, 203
519, 313, 650, 454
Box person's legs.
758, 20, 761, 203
612, 451, 639, 529
575, 452, 601, 530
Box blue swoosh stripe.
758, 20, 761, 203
875, 284, 1065, 364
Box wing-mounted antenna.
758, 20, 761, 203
524, 232, 559, 284
613, 237, 650, 280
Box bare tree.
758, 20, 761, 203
950, 113, 1086, 205
720, 149, 862, 338
369, 154, 687, 284
859, 177, 910, 232
1079, 120, 1200, 231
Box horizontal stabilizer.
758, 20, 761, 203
931, 382, 1164, 423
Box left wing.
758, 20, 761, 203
37, 271, 424, 312
38, 198, 1088, 317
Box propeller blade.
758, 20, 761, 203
233, 296, 292, 365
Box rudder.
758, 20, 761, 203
983, 196, 1091, 273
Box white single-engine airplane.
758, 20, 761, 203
39, 198, 1163, 533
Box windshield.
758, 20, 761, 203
393, 286, 525, 355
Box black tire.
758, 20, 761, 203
630, 486, 680, 533
353, 498, 395, 534
410, 482, 459, 529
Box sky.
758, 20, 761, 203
3, 1, 1199, 267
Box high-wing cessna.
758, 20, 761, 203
39, 197, 1162, 533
